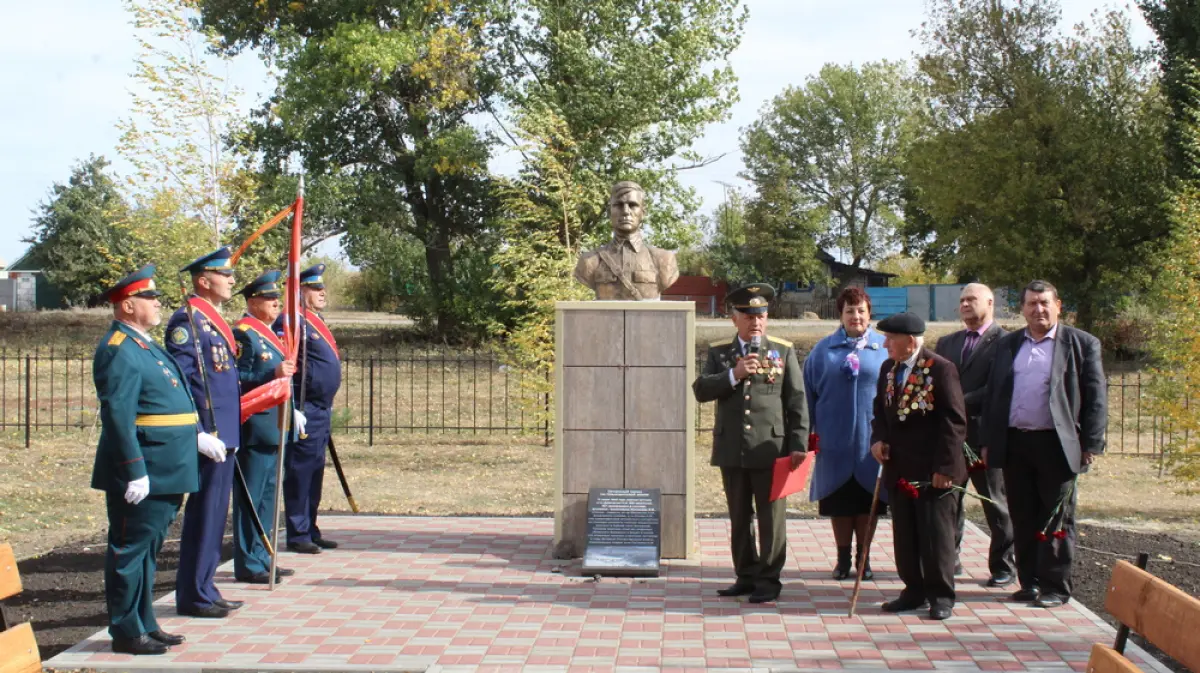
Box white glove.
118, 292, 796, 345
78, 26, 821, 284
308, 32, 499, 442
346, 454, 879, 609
293, 409, 307, 436
197, 432, 227, 463
124, 476, 150, 505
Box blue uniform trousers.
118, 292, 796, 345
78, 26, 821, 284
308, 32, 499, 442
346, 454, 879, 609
175, 452, 235, 610
233, 445, 278, 577
104, 492, 182, 638
285, 404, 329, 545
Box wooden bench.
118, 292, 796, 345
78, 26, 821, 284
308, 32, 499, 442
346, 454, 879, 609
1087, 558, 1200, 673
0, 543, 41, 673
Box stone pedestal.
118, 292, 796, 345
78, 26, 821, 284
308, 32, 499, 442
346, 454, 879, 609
553, 301, 695, 559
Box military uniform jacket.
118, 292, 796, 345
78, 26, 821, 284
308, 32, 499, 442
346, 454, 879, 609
167, 297, 242, 445
870, 349, 968, 484
235, 315, 286, 448
573, 235, 680, 300
91, 321, 200, 495
276, 310, 341, 409
692, 335, 808, 469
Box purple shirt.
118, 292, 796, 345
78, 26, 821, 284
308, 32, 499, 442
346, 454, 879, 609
961, 320, 993, 361
1008, 324, 1057, 430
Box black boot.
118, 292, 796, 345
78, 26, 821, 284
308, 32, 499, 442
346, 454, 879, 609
856, 542, 873, 580
832, 545, 852, 580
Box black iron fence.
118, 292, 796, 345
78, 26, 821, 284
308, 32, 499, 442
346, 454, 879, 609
0, 346, 1190, 456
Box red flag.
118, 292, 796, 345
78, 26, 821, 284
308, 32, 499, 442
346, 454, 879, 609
284, 178, 305, 359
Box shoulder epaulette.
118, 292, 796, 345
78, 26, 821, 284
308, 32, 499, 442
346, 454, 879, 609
238, 323, 251, 331
107, 332, 127, 347
768, 336, 793, 348
709, 338, 734, 347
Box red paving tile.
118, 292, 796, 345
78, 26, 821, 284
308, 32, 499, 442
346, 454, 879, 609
44, 516, 1173, 672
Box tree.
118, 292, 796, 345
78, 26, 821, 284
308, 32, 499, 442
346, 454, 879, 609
741, 61, 917, 270
24, 157, 138, 306
197, 0, 504, 337
502, 0, 747, 247
1138, 0, 1200, 180
117, 0, 246, 246
905, 0, 1171, 330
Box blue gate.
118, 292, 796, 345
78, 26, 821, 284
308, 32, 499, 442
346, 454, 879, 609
866, 287, 908, 319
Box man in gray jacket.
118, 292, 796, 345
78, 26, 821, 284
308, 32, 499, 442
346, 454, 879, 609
981, 280, 1107, 608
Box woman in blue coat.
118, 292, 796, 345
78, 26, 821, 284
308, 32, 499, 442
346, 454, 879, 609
803, 287, 889, 580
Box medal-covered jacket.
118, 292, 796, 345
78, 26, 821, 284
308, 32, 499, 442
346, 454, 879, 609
235, 315, 286, 448
692, 335, 809, 469
91, 321, 200, 495
275, 309, 341, 409
870, 348, 968, 484
167, 297, 242, 446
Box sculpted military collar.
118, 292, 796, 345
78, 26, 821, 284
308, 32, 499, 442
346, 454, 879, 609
612, 232, 644, 253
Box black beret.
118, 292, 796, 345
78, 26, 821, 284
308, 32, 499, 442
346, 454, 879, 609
876, 312, 925, 336
727, 283, 775, 315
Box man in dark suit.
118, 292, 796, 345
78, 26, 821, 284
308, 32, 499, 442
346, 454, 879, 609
693, 283, 808, 604
871, 312, 968, 620
934, 283, 1015, 587
981, 280, 1107, 608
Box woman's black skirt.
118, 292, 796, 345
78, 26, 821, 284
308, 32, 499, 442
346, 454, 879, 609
818, 478, 889, 517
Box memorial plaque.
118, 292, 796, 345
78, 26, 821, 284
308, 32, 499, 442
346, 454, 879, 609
581, 488, 661, 576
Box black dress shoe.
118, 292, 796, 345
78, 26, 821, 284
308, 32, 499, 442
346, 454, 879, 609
987, 572, 1016, 588
1033, 594, 1067, 608
215, 598, 244, 610
147, 630, 185, 646
747, 589, 780, 604
882, 597, 927, 613
313, 537, 339, 549
859, 566, 874, 581
177, 604, 231, 619
1011, 587, 1039, 602
288, 541, 322, 554
954, 562, 964, 575
716, 582, 755, 597
278, 567, 295, 577
112, 634, 169, 655
237, 570, 288, 584
929, 604, 953, 620
831, 563, 851, 580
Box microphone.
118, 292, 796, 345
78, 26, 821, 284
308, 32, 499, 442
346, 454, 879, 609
749, 335, 762, 356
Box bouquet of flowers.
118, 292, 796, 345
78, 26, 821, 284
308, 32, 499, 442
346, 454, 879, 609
963, 442, 987, 472
1035, 476, 1078, 541
896, 477, 997, 505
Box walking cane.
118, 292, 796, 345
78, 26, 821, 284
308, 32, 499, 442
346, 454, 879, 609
848, 464, 884, 617
327, 436, 359, 512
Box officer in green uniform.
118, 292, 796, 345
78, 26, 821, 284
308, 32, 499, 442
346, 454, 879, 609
692, 283, 808, 604
91, 265, 203, 655
232, 270, 300, 583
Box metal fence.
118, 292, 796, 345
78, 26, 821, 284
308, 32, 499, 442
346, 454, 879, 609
0, 346, 1190, 456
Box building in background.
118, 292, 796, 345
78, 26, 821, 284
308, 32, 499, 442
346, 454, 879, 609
0, 250, 65, 311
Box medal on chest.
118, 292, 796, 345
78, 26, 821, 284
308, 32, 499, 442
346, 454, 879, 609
887, 358, 936, 421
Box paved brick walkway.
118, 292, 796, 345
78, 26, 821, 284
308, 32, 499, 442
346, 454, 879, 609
44, 516, 1168, 672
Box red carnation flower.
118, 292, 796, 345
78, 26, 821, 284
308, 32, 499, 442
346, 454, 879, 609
808, 433, 820, 454
1053, 530, 1067, 540
897, 478, 921, 499
1035, 531, 1048, 542
969, 460, 986, 472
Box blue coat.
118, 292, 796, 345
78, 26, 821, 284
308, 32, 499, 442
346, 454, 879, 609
234, 315, 286, 448
803, 326, 889, 503
91, 321, 200, 495
275, 310, 341, 409
167, 299, 242, 446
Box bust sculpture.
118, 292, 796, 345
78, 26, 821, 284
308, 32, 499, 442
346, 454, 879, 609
574, 181, 680, 300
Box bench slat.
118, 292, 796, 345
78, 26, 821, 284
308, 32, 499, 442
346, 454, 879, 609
0, 544, 21, 602
1105, 559, 1200, 672
0, 623, 41, 673
1086, 644, 1142, 673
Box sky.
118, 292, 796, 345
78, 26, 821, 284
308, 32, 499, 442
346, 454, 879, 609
0, 0, 1154, 268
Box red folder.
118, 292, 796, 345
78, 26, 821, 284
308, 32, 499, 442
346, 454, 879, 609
770, 453, 815, 501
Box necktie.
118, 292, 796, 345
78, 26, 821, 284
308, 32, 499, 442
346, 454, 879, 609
962, 331, 978, 362
894, 363, 908, 390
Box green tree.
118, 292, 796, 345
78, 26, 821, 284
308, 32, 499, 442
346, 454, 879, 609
1138, 0, 1200, 180
197, 0, 503, 336
741, 61, 917, 270
905, 0, 1171, 330
24, 157, 137, 306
